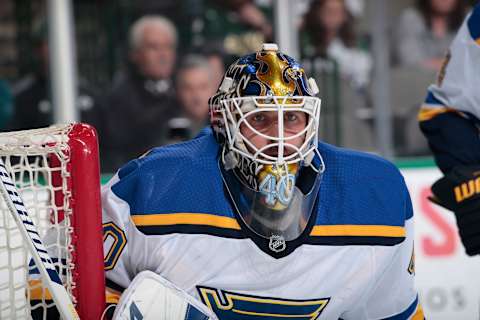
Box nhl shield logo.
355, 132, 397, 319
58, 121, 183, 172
269, 235, 286, 252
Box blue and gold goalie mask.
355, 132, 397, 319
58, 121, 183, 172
209, 44, 324, 247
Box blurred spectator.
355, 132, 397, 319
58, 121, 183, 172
133, 0, 182, 22
0, 80, 12, 129
207, 53, 225, 89
102, 15, 179, 172
302, 0, 372, 89
7, 22, 100, 131
393, 0, 467, 70
202, 0, 272, 57
234, 0, 272, 39
202, 46, 226, 89
173, 54, 216, 141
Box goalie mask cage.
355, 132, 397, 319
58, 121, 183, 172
0, 123, 105, 319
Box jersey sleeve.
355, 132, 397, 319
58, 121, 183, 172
102, 163, 147, 303
342, 184, 424, 320
419, 5, 480, 173
419, 109, 480, 173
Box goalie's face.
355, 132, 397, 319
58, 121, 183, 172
240, 110, 308, 159
223, 96, 320, 166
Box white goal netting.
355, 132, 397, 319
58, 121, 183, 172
0, 125, 76, 319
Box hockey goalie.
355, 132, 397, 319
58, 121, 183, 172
102, 43, 424, 319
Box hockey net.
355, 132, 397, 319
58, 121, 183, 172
0, 123, 105, 319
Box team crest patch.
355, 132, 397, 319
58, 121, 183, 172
269, 234, 286, 252
197, 286, 330, 319
408, 247, 415, 275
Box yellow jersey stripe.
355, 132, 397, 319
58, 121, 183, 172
106, 293, 120, 304
106, 285, 122, 304
131, 213, 241, 230
29, 279, 53, 300
310, 225, 405, 237
411, 303, 425, 320
132, 213, 404, 237
418, 106, 457, 121
106, 292, 121, 304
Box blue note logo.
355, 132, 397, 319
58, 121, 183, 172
197, 286, 330, 319
129, 301, 143, 320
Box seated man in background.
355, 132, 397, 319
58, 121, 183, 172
102, 44, 422, 319
203, 46, 226, 89
170, 54, 217, 142
419, 3, 480, 256
102, 15, 179, 172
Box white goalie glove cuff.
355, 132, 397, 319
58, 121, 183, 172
113, 271, 218, 320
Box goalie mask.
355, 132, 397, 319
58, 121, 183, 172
209, 43, 324, 249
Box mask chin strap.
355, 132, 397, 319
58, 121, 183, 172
308, 148, 326, 174
304, 151, 315, 167
222, 148, 238, 170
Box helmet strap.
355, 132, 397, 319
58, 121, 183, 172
222, 148, 238, 170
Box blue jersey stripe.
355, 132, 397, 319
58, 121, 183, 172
424, 90, 444, 106
468, 4, 480, 41
382, 295, 418, 320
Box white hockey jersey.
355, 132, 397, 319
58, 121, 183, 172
102, 130, 423, 320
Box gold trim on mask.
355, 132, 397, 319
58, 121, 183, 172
256, 51, 301, 97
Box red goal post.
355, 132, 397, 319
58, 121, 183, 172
0, 123, 105, 319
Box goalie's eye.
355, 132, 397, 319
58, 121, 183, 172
285, 112, 298, 122
252, 113, 266, 123
247, 113, 269, 130
284, 111, 307, 132
244, 111, 308, 133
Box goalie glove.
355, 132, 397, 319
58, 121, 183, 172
430, 165, 480, 256
113, 271, 218, 320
